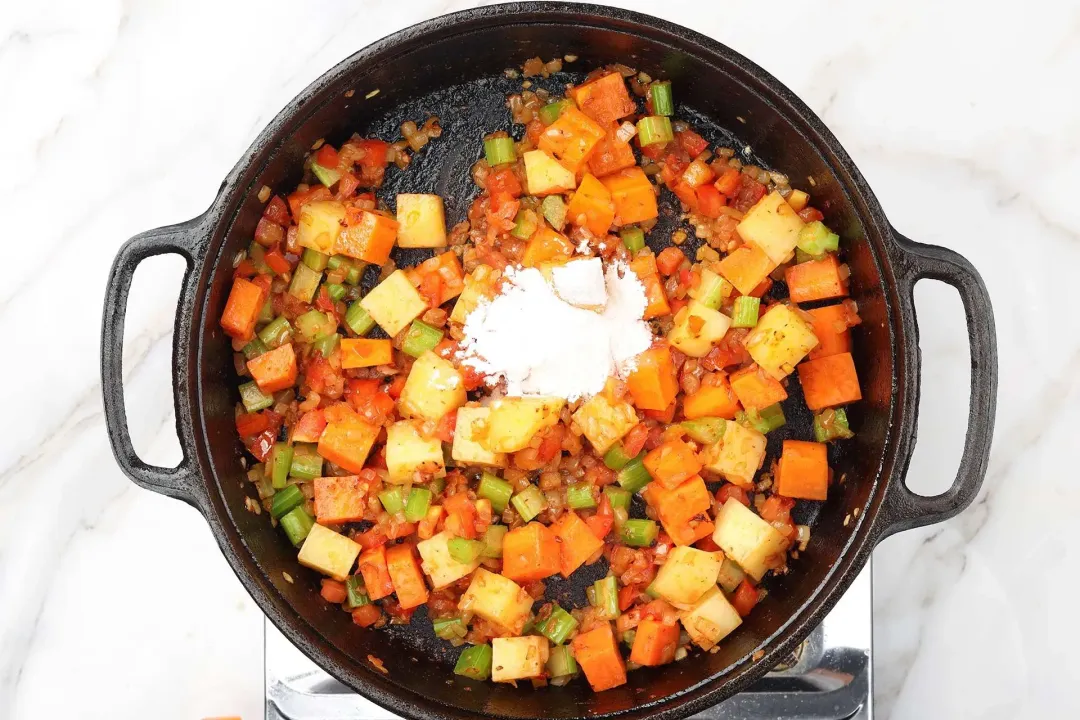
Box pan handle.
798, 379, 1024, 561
101, 217, 208, 511
876, 230, 998, 538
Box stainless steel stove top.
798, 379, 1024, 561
265, 563, 871, 719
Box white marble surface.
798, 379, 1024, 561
1, 0, 1076, 718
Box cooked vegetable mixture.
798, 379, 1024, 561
222, 60, 862, 692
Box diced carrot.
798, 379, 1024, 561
672, 181, 699, 212
696, 184, 725, 218
584, 493, 614, 540
538, 106, 606, 173
357, 545, 395, 600
630, 617, 680, 666
443, 493, 478, 541
351, 603, 382, 627
247, 343, 298, 393
340, 339, 393, 369
571, 622, 627, 692
522, 226, 575, 268
643, 438, 703, 490
220, 277, 266, 341
235, 411, 269, 438
551, 512, 605, 578
602, 167, 658, 226
417, 504, 444, 540
628, 253, 671, 319
570, 72, 636, 126
500, 522, 561, 583
336, 209, 398, 265
320, 578, 348, 604
655, 247, 686, 277
588, 124, 637, 177
404, 251, 465, 305
717, 244, 777, 296
776, 440, 829, 501
317, 415, 380, 473
797, 352, 862, 411
729, 364, 789, 411
746, 276, 773, 299
714, 168, 741, 196
314, 475, 373, 524
263, 247, 292, 275
627, 345, 678, 411
643, 400, 676, 423
786, 254, 847, 303
732, 578, 761, 617
385, 543, 429, 609
566, 173, 615, 236
682, 378, 741, 420
807, 303, 861, 360
642, 476, 713, 546
292, 409, 327, 443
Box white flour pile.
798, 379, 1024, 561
458, 259, 652, 400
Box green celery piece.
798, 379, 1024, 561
345, 301, 376, 336
311, 163, 342, 188
620, 519, 658, 547
536, 605, 578, 645
344, 263, 363, 286
313, 333, 340, 358
448, 537, 484, 564
691, 269, 731, 309
434, 616, 468, 641
797, 221, 840, 257
511, 485, 547, 522
636, 116, 673, 146
589, 576, 618, 619
620, 227, 645, 253
242, 337, 269, 360
541, 195, 568, 231
566, 482, 596, 510
616, 454, 651, 494
279, 506, 314, 546
289, 445, 323, 480
813, 408, 854, 442
270, 444, 293, 489
681, 417, 727, 445
257, 316, 292, 349
478, 472, 513, 514
327, 254, 348, 271
731, 296, 760, 328
257, 299, 275, 324
404, 487, 432, 522
546, 644, 579, 679
602, 486, 631, 512
326, 283, 346, 302
603, 443, 634, 470
271, 485, 305, 519
295, 310, 337, 343
345, 576, 370, 608
302, 248, 330, 272
538, 99, 571, 125
401, 320, 445, 358
239, 381, 273, 412
379, 487, 405, 514
650, 81, 674, 116
481, 525, 507, 558
289, 263, 322, 303
483, 136, 516, 166
511, 209, 538, 240
737, 404, 786, 434
454, 644, 493, 680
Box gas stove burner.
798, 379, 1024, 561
265, 564, 872, 719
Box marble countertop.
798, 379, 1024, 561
2, 0, 1076, 718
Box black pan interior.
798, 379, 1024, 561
194, 11, 893, 719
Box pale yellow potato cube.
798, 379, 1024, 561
359, 269, 428, 336
450, 264, 498, 324
649, 545, 723, 607
416, 530, 481, 589
459, 568, 533, 634
523, 150, 576, 196
702, 421, 767, 488
736, 190, 805, 265
297, 523, 361, 581
712, 498, 790, 581
667, 300, 733, 358
744, 304, 819, 380
492, 636, 550, 683
452, 406, 507, 468
571, 393, 638, 454
398, 351, 467, 422
482, 396, 566, 453
396, 194, 447, 248
679, 586, 743, 650
385, 420, 446, 484
296, 200, 346, 254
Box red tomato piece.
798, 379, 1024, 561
315, 144, 340, 169
263, 195, 291, 225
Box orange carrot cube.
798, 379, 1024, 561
776, 440, 829, 501
602, 167, 658, 225
522, 226, 575, 268
572, 622, 627, 692
551, 512, 605, 578
221, 277, 266, 341
627, 345, 678, 411
246, 343, 298, 393
644, 438, 703, 489
570, 72, 636, 127
358, 545, 395, 600
336, 209, 398, 265
717, 244, 777, 296
314, 475, 374, 524
682, 376, 741, 420
588, 124, 637, 177
642, 475, 714, 546
807, 303, 860, 360
566, 173, 615, 236
629, 253, 671, 319
729, 364, 788, 411
786, 254, 847, 304
538, 106, 606, 173
385, 543, 429, 609
630, 617, 680, 666
317, 415, 380, 473
340, 339, 393, 369
797, 352, 861, 411
501, 522, 561, 583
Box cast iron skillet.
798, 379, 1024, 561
100, 4, 997, 719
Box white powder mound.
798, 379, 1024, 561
551, 258, 607, 308
459, 261, 651, 400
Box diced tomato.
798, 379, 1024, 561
622, 423, 649, 457
714, 168, 741, 197
656, 247, 685, 276
732, 174, 767, 212
314, 286, 337, 315
236, 412, 270, 438
644, 425, 665, 451
487, 168, 522, 198
585, 494, 614, 540
263, 195, 291, 225
536, 425, 563, 463
444, 493, 478, 540
672, 181, 699, 212
732, 579, 761, 617
640, 142, 668, 161
320, 578, 347, 604
351, 603, 382, 627
460, 364, 487, 392
232, 259, 257, 280
525, 118, 544, 146
358, 526, 388, 550
703, 328, 751, 370
254, 217, 285, 248
244, 428, 276, 462
676, 129, 709, 157
760, 495, 795, 524
315, 144, 340, 170
264, 248, 291, 276
663, 153, 689, 176
695, 184, 725, 218
798, 206, 825, 223
387, 374, 408, 399
336, 172, 360, 200
747, 277, 773, 299
286, 186, 333, 219
694, 535, 722, 552
419, 273, 442, 309
667, 298, 688, 316
716, 483, 750, 507
354, 139, 389, 169
618, 583, 640, 612
434, 410, 457, 443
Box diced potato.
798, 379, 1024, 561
482, 396, 566, 453
296, 200, 346, 254
571, 393, 638, 454
459, 568, 534, 634
492, 636, 550, 683
450, 265, 498, 324
679, 586, 743, 650
712, 498, 790, 581
396, 194, 447, 248
523, 150, 576, 196
297, 523, 362, 581
649, 545, 723, 607
416, 530, 481, 589
385, 420, 446, 484
702, 421, 767, 488
359, 269, 428, 336
736, 191, 805, 265
744, 304, 819, 380
452, 406, 506, 468
667, 300, 733, 358
398, 351, 467, 422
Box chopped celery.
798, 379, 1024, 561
295, 310, 337, 343
737, 404, 787, 434
257, 316, 292, 349
541, 195, 568, 231
539, 99, 572, 125
603, 443, 635, 471
546, 644, 579, 679
302, 248, 330, 272
603, 485, 631, 512
448, 537, 484, 564
814, 408, 854, 442
637, 116, 674, 146
644, 581, 660, 599
511, 485, 547, 522
345, 576, 370, 608
257, 299, 275, 324
429, 476, 446, 495
379, 487, 406, 515
616, 454, 651, 494
484, 136, 516, 166
620, 519, 658, 547
239, 381, 273, 412
289, 263, 322, 303
731, 296, 760, 328
311, 162, 342, 188
326, 283, 346, 302
797, 221, 840, 257
434, 616, 468, 641
279, 506, 314, 546
481, 525, 507, 558
681, 417, 727, 444
344, 263, 363, 286
313, 333, 340, 358
511, 209, 538, 240
691, 269, 731, 310
795, 248, 816, 264
401, 320, 445, 358
242, 337, 269, 360
650, 81, 674, 116
327, 254, 348, 271
588, 576, 618, 619
271, 484, 305, 519
536, 605, 578, 645
478, 472, 513, 514
404, 487, 432, 522
247, 243, 271, 275
716, 557, 746, 593
454, 643, 493, 680
620, 227, 646, 253
270, 444, 293, 489
289, 445, 323, 480
566, 482, 596, 510
345, 301, 375, 336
